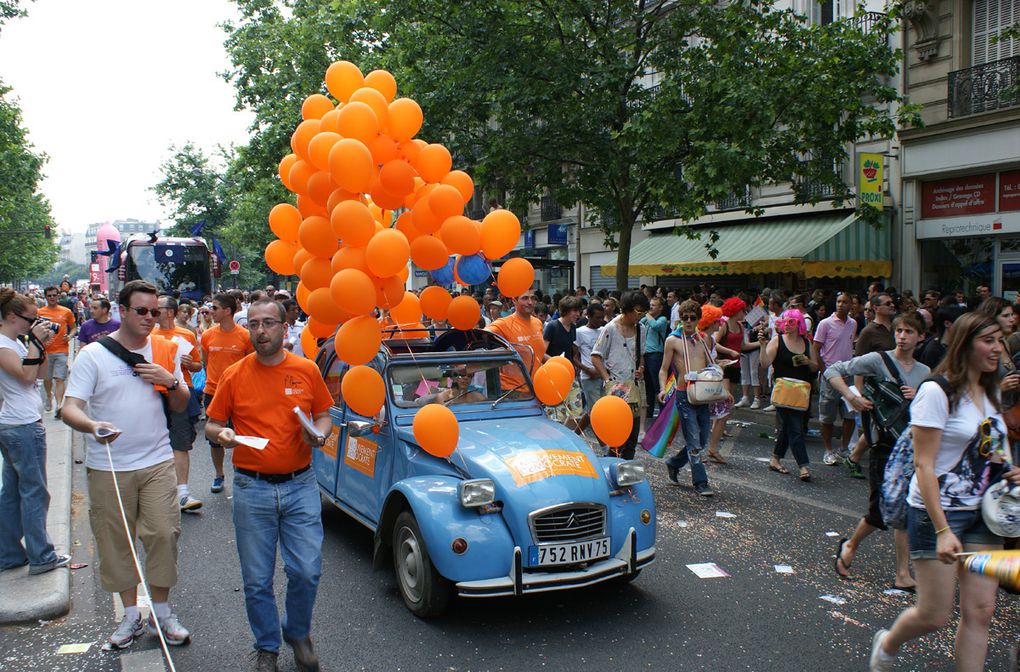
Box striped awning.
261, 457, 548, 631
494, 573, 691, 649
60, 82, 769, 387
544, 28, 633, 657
602, 211, 891, 278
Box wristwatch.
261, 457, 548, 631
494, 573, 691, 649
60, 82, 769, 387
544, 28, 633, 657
167, 378, 180, 391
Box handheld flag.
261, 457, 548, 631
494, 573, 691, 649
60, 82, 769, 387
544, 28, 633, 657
190, 219, 206, 237
211, 237, 227, 264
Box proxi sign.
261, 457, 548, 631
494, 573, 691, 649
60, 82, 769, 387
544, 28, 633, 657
857, 152, 883, 210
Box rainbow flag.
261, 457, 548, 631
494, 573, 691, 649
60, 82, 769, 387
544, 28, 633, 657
640, 367, 681, 458
753, 295, 764, 308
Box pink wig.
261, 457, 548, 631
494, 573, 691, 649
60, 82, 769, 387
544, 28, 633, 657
778, 308, 808, 335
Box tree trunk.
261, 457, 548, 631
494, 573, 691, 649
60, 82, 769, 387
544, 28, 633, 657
615, 215, 634, 291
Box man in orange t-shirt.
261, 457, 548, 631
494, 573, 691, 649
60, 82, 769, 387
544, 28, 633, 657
205, 299, 332, 670
199, 292, 253, 493
486, 288, 548, 392
38, 285, 78, 416
154, 295, 204, 512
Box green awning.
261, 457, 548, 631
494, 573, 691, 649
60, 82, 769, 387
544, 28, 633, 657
603, 212, 891, 278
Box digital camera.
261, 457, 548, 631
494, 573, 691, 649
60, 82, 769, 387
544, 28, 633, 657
34, 319, 59, 334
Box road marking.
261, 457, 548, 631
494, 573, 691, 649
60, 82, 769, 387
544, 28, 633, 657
120, 648, 167, 672
708, 470, 860, 519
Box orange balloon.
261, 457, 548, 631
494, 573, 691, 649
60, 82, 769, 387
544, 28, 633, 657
365, 228, 410, 278
428, 184, 464, 221
307, 287, 347, 324
389, 291, 421, 326
325, 61, 364, 103
415, 144, 452, 183
306, 317, 338, 339
330, 199, 376, 247
379, 160, 415, 197
413, 404, 459, 458
480, 209, 521, 260
269, 203, 301, 244
328, 138, 375, 194
326, 186, 359, 214
302, 93, 334, 120
395, 265, 409, 283
341, 365, 385, 417
308, 131, 341, 172
368, 134, 400, 165
394, 211, 421, 243
365, 69, 397, 102
278, 154, 299, 190
288, 160, 316, 196
409, 235, 449, 271
296, 282, 311, 312
265, 240, 298, 275
319, 107, 342, 134
337, 101, 379, 144
441, 170, 474, 203
330, 268, 376, 316
411, 197, 442, 235
420, 286, 452, 320
533, 362, 573, 406
299, 256, 333, 291
296, 194, 328, 219
298, 215, 338, 259
331, 245, 370, 275
367, 178, 405, 211
496, 257, 534, 297
591, 396, 634, 448
375, 275, 405, 310
292, 248, 314, 277
440, 216, 481, 256
335, 315, 382, 366
291, 119, 321, 161
395, 321, 428, 339
300, 326, 319, 360
447, 295, 480, 330
306, 171, 335, 207
388, 98, 424, 142
546, 355, 576, 381
398, 139, 424, 165
349, 87, 389, 128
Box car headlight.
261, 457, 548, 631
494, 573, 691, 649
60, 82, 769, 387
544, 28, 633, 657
612, 462, 646, 488
458, 479, 496, 508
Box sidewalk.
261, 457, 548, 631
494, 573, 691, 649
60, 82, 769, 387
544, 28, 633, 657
0, 413, 75, 624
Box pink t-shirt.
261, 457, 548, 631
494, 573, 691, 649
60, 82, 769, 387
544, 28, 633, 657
813, 313, 857, 367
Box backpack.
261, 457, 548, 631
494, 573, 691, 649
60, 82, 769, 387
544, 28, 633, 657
861, 351, 911, 452
880, 375, 950, 530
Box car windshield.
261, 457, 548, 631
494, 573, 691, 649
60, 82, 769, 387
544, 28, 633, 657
127, 243, 211, 301
389, 358, 535, 407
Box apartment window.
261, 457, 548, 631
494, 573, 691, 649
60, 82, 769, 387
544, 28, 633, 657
815, 0, 846, 25
973, 0, 1020, 64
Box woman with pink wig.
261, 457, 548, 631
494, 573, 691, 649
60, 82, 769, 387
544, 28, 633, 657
758, 308, 819, 481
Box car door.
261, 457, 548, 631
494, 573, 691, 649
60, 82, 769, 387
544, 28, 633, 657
337, 355, 390, 522
312, 343, 346, 499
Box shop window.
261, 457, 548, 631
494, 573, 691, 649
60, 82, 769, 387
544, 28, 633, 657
919, 237, 994, 295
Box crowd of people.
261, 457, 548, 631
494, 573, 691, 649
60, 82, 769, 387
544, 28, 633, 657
0, 275, 1018, 671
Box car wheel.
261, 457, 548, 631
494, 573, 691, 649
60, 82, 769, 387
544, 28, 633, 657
392, 510, 452, 617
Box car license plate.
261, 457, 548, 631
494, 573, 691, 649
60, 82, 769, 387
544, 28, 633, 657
529, 537, 610, 567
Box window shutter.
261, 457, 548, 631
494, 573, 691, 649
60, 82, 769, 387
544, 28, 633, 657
974, 0, 1020, 65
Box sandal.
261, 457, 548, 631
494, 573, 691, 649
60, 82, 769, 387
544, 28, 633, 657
708, 451, 727, 464
768, 462, 789, 475
799, 467, 811, 482
834, 538, 852, 579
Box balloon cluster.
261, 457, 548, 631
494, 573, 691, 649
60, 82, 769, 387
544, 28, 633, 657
264, 61, 539, 459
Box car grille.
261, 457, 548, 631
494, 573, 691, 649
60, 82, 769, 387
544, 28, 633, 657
530, 504, 606, 543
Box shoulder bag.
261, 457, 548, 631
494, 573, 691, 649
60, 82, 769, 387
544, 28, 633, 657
771, 336, 812, 411
680, 334, 726, 405
603, 322, 644, 407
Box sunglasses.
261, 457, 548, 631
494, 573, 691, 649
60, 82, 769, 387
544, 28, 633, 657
633, 308, 647, 316
680, 314, 698, 322
126, 306, 160, 317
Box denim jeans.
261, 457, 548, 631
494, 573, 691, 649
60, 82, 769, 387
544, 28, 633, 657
643, 352, 663, 418
232, 468, 323, 653
774, 407, 809, 467
0, 421, 58, 570
665, 391, 710, 486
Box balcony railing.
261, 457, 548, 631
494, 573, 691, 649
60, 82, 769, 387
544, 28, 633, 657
948, 56, 1020, 118
643, 204, 680, 222
848, 11, 885, 34
540, 195, 563, 221
795, 157, 848, 199
714, 187, 752, 211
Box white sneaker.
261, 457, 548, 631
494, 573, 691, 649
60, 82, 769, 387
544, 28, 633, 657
823, 450, 839, 465
179, 495, 203, 513
869, 629, 896, 671
749, 398, 761, 410
44, 398, 53, 412
146, 612, 191, 646
109, 615, 145, 649
763, 404, 776, 412
733, 397, 750, 408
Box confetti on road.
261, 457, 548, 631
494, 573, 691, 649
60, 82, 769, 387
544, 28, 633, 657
754, 457, 771, 463
676, 521, 689, 528
828, 611, 868, 628
715, 511, 736, 518
819, 595, 846, 605
56, 643, 92, 654
69, 562, 88, 570
687, 563, 730, 579
825, 531, 840, 537
883, 588, 912, 596
774, 564, 794, 574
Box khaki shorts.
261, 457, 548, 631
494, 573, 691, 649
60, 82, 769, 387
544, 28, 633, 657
87, 460, 181, 593
46, 352, 68, 380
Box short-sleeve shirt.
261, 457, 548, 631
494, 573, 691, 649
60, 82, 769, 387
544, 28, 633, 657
206, 352, 333, 474
200, 324, 254, 395
641, 315, 669, 354
78, 318, 120, 346
591, 319, 644, 382
0, 334, 41, 425
908, 382, 1006, 511
37, 305, 76, 354
575, 325, 602, 380
813, 313, 857, 367
543, 319, 576, 359
153, 325, 200, 387
854, 321, 894, 357
486, 313, 546, 389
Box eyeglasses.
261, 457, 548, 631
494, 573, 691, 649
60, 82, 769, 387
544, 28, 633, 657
680, 314, 698, 321
876, 301, 894, 307
13, 313, 34, 324
633, 308, 647, 316
126, 306, 160, 317
248, 318, 283, 330
45, 294, 57, 299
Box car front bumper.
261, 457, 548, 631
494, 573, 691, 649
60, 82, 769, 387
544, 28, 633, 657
456, 527, 655, 598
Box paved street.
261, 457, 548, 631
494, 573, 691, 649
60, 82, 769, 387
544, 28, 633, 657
2, 410, 1017, 672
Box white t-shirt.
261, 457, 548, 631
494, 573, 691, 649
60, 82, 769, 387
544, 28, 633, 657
669, 302, 680, 331
65, 338, 184, 472
908, 381, 1006, 511
575, 325, 602, 380
0, 334, 42, 425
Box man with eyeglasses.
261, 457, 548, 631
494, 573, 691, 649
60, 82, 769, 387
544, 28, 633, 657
206, 299, 332, 672
154, 296, 204, 512
37, 286, 77, 417
200, 293, 254, 494
61, 280, 192, 649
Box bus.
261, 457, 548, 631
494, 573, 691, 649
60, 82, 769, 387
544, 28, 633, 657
109, 235, 218, 302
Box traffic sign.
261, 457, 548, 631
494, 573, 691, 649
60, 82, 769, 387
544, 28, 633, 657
228, 260, 240, 275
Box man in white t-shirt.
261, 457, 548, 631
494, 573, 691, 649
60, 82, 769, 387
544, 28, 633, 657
574, 303, 606, 414
61, 280, 192, 650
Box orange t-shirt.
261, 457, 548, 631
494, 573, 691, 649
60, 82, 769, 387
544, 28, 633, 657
153, 325, 200, 387
200, 324, 254, 395
486, 313, 546, 390
206, 351, 334, 474
37, 305, 76, 354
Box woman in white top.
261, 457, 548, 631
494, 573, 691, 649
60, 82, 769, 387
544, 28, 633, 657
0, 288, 70, 574
869, 312, 1020, 671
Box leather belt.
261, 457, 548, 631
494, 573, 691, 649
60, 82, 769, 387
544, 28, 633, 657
234, 465, 310, 484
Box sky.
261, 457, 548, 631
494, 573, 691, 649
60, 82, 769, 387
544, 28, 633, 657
0, 0, 255, 234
